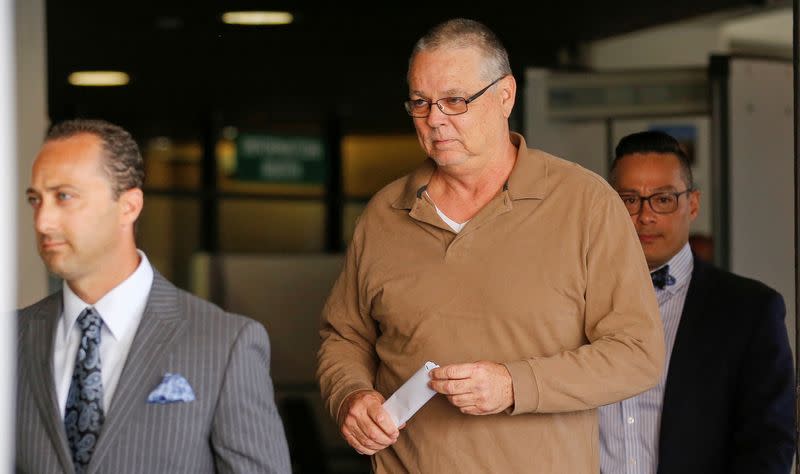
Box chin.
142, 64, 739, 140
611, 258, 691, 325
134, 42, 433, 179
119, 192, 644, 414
431, 154, 469, 167
42, 257, 73, 280
45, 265, 68, 280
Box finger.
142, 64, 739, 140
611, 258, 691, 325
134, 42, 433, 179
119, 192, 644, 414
429, 378, 472, 395
355, 410, 395, 447
339, 390, 381, 428
458, 405, 482, 416
342, 426, 377, 455
343, 392, 395, 448
344, 414, 386, 452
349, 425, 385, 452
352, 439, 377, 455
367, 404, 400, 439
430, 363, 474, 380
446, 393, 477, 407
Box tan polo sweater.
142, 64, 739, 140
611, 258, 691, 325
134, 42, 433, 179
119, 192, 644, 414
317, 133, 664, 473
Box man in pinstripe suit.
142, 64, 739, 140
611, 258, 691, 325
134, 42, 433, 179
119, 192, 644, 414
599, 131, 794, 474
16, 119, 291, 473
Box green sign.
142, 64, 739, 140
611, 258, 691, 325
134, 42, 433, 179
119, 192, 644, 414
235, 134, 326, 185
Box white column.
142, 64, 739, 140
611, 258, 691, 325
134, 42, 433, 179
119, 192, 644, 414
1, 0, 17, 471
16, 0, 48, 306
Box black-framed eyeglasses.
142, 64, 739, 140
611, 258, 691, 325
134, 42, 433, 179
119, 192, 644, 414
404, 75, 507, 118
618, 189, 694, 215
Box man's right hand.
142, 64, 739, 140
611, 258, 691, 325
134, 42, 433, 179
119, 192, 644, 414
338, 390, 401, 455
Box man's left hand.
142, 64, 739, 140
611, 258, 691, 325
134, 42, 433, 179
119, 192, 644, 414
428, 361, 514, 415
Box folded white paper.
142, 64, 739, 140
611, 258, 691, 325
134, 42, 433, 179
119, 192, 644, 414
382, 361, 439, 427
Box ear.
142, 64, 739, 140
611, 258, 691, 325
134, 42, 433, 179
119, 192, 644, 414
688, 189, 700, 222
118, 187, 144, 227
499, 75, 517, 118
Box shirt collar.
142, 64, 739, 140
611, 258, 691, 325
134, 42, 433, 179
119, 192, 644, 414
651, 242, 693, 294
391, 132, 548, 210
61, 250, 154, 341
505, 133, 548, 201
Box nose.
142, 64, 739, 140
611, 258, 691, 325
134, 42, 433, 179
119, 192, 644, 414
425, 102, 448, 128
34, 199, 56, 235
637, 198, 657, 225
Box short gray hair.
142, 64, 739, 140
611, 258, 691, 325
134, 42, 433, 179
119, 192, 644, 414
408, 18, 512, 82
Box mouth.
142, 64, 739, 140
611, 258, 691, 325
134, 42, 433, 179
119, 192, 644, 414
39, 240, 67, 251
638, 234, 661, 244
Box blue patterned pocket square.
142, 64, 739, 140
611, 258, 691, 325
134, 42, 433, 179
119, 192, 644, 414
147, 373, 196, 404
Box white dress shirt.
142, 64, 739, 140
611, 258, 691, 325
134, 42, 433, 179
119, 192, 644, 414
53, 250, 154, 417
599, 243, 694, 473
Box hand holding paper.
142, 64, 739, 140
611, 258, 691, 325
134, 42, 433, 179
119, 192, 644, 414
338, 390, 400, 455
428, 361, 514, 415
339, 361, 442, 455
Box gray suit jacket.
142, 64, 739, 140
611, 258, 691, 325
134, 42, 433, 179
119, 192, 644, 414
16, 271, 291, 473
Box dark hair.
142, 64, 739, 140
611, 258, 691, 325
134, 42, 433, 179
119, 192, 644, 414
46, 119, 144, 199
609, 130, 693, 189
409, 18, 512, 82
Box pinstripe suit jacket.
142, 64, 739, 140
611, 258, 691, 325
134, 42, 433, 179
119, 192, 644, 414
16, 271, 291, 474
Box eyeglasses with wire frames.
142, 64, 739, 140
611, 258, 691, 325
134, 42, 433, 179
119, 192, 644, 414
404, 75, 507, 118
618, 189, 694, 215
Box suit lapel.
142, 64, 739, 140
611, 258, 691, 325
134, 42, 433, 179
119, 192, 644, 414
22, 292, 75, 474
87, 272, 187, 473
658, 259, 711, 470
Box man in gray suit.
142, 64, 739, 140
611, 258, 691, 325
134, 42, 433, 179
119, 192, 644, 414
16, 119, 291, 473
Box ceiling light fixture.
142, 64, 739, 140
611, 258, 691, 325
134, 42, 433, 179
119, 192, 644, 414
221, 11, 293, 26
68, 71, 130, 87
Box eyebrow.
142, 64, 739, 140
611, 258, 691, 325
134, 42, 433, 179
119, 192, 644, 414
409, 88, 467, 98
443, 87, 466, 96
617, 185, 679, 194
25, 185, 78, 194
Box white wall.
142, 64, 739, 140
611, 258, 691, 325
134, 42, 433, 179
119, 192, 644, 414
586, 22, 725, 70
2, 0, 17, 470
727, 58, 795, 353
584, 6, 791, 71
721, 7, 792, 56
524, 69, 607, 174
16, 0, 48, 307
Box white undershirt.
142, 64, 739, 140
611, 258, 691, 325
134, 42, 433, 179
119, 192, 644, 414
425, 191, 469, 233
53, 250, 154, 417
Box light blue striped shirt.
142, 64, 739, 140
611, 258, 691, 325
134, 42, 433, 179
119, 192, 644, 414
599, 243, 694, 474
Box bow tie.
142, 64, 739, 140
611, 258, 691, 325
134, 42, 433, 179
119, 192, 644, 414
651, 265, 676, 289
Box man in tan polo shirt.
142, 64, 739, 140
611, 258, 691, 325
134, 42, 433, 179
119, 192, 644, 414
317, 18, 664, 473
